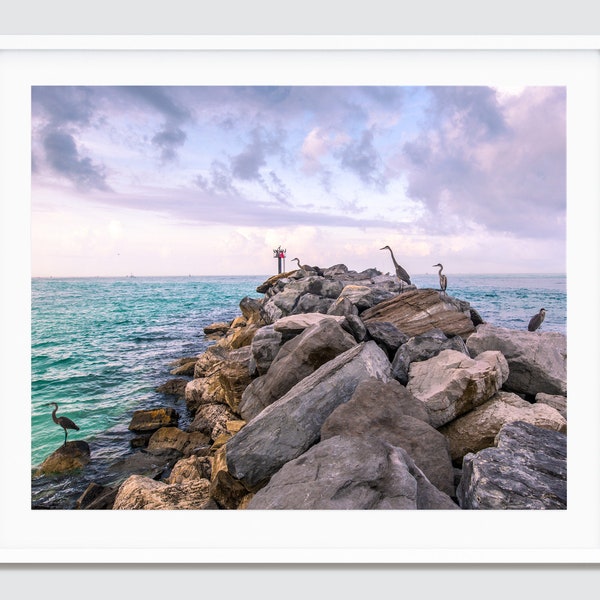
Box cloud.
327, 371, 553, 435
32, 86, 96, 126
398, 86, 566, 239
42, 131, 110, 192
152, 127, 187, 162
121, 86, 192, 123
339, 128, 388, 190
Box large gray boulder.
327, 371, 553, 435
457, 421, 567, 509
465, 324, 567, 396
391, 328, 470, 385
226, 341, 391, 490
407, 349, 509, 428
365, 321, 409, 359
246, 435, 459, 510
439, 391, 567, 463
321, 379, 453, 496
239, 319, 357, 422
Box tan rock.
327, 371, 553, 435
226, 420, 246, 433
113, 474, 215, 510
147, 427, 210, 456
35, 441, 91, 475
168, 455, 212, 484
128, 408, 178, 432
407, 349, 509, 428
210, 445, 228, 483
535, 392, 567, 419
440, 391, 567, 463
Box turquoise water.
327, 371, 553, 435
31, 273, 565, 508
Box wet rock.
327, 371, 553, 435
457, 421, 567, 509
170, 360, 197, 376
128, 407, 178, 433
203, 322, 231, 338
156, 378, 189, 397
407, 349, 509, 428
76, 482, 118, 510
147, 427, 210, 456
36, 441, 91, 475
109, 448, 182, 481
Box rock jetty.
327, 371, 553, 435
82, 263, 567, 510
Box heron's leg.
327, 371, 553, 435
64, 429, 67, 446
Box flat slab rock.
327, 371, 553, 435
457, 420, 567, 510
361, 289, 476, 339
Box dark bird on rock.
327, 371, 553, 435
292, 257, 311, 271
433, 263, 448, 293
46, 402, 80, 446
380, 245, 411, 290
292, 257, 323, 275
528, 308, 546, 332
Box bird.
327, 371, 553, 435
528, 308, 546, 332
380, 246, 411, 290
433, 263, 448, 293
46, 402, 80, 446
292, 257, 320, 273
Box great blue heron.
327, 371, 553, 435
46, 402, 79, 446
433, 263, 447, 293
292, 257, 324, 275
292, 257, 311, 271
528, 308, 546, 332
380, 246, 411, 290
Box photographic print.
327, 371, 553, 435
0, 35, 596, 563
30, 83, 567, 512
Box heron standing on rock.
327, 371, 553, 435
380, 245, 411, 291
292, 257, 311, 271
433, 263, 448, 293
528, 308, 546, 332
46, 402, 80, 446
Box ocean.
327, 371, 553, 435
31, 273, 566, 508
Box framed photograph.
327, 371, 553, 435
1, 34, 599, 563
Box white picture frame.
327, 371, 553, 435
1, 34, 599, 564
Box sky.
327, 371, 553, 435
30, 85, 566, 277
